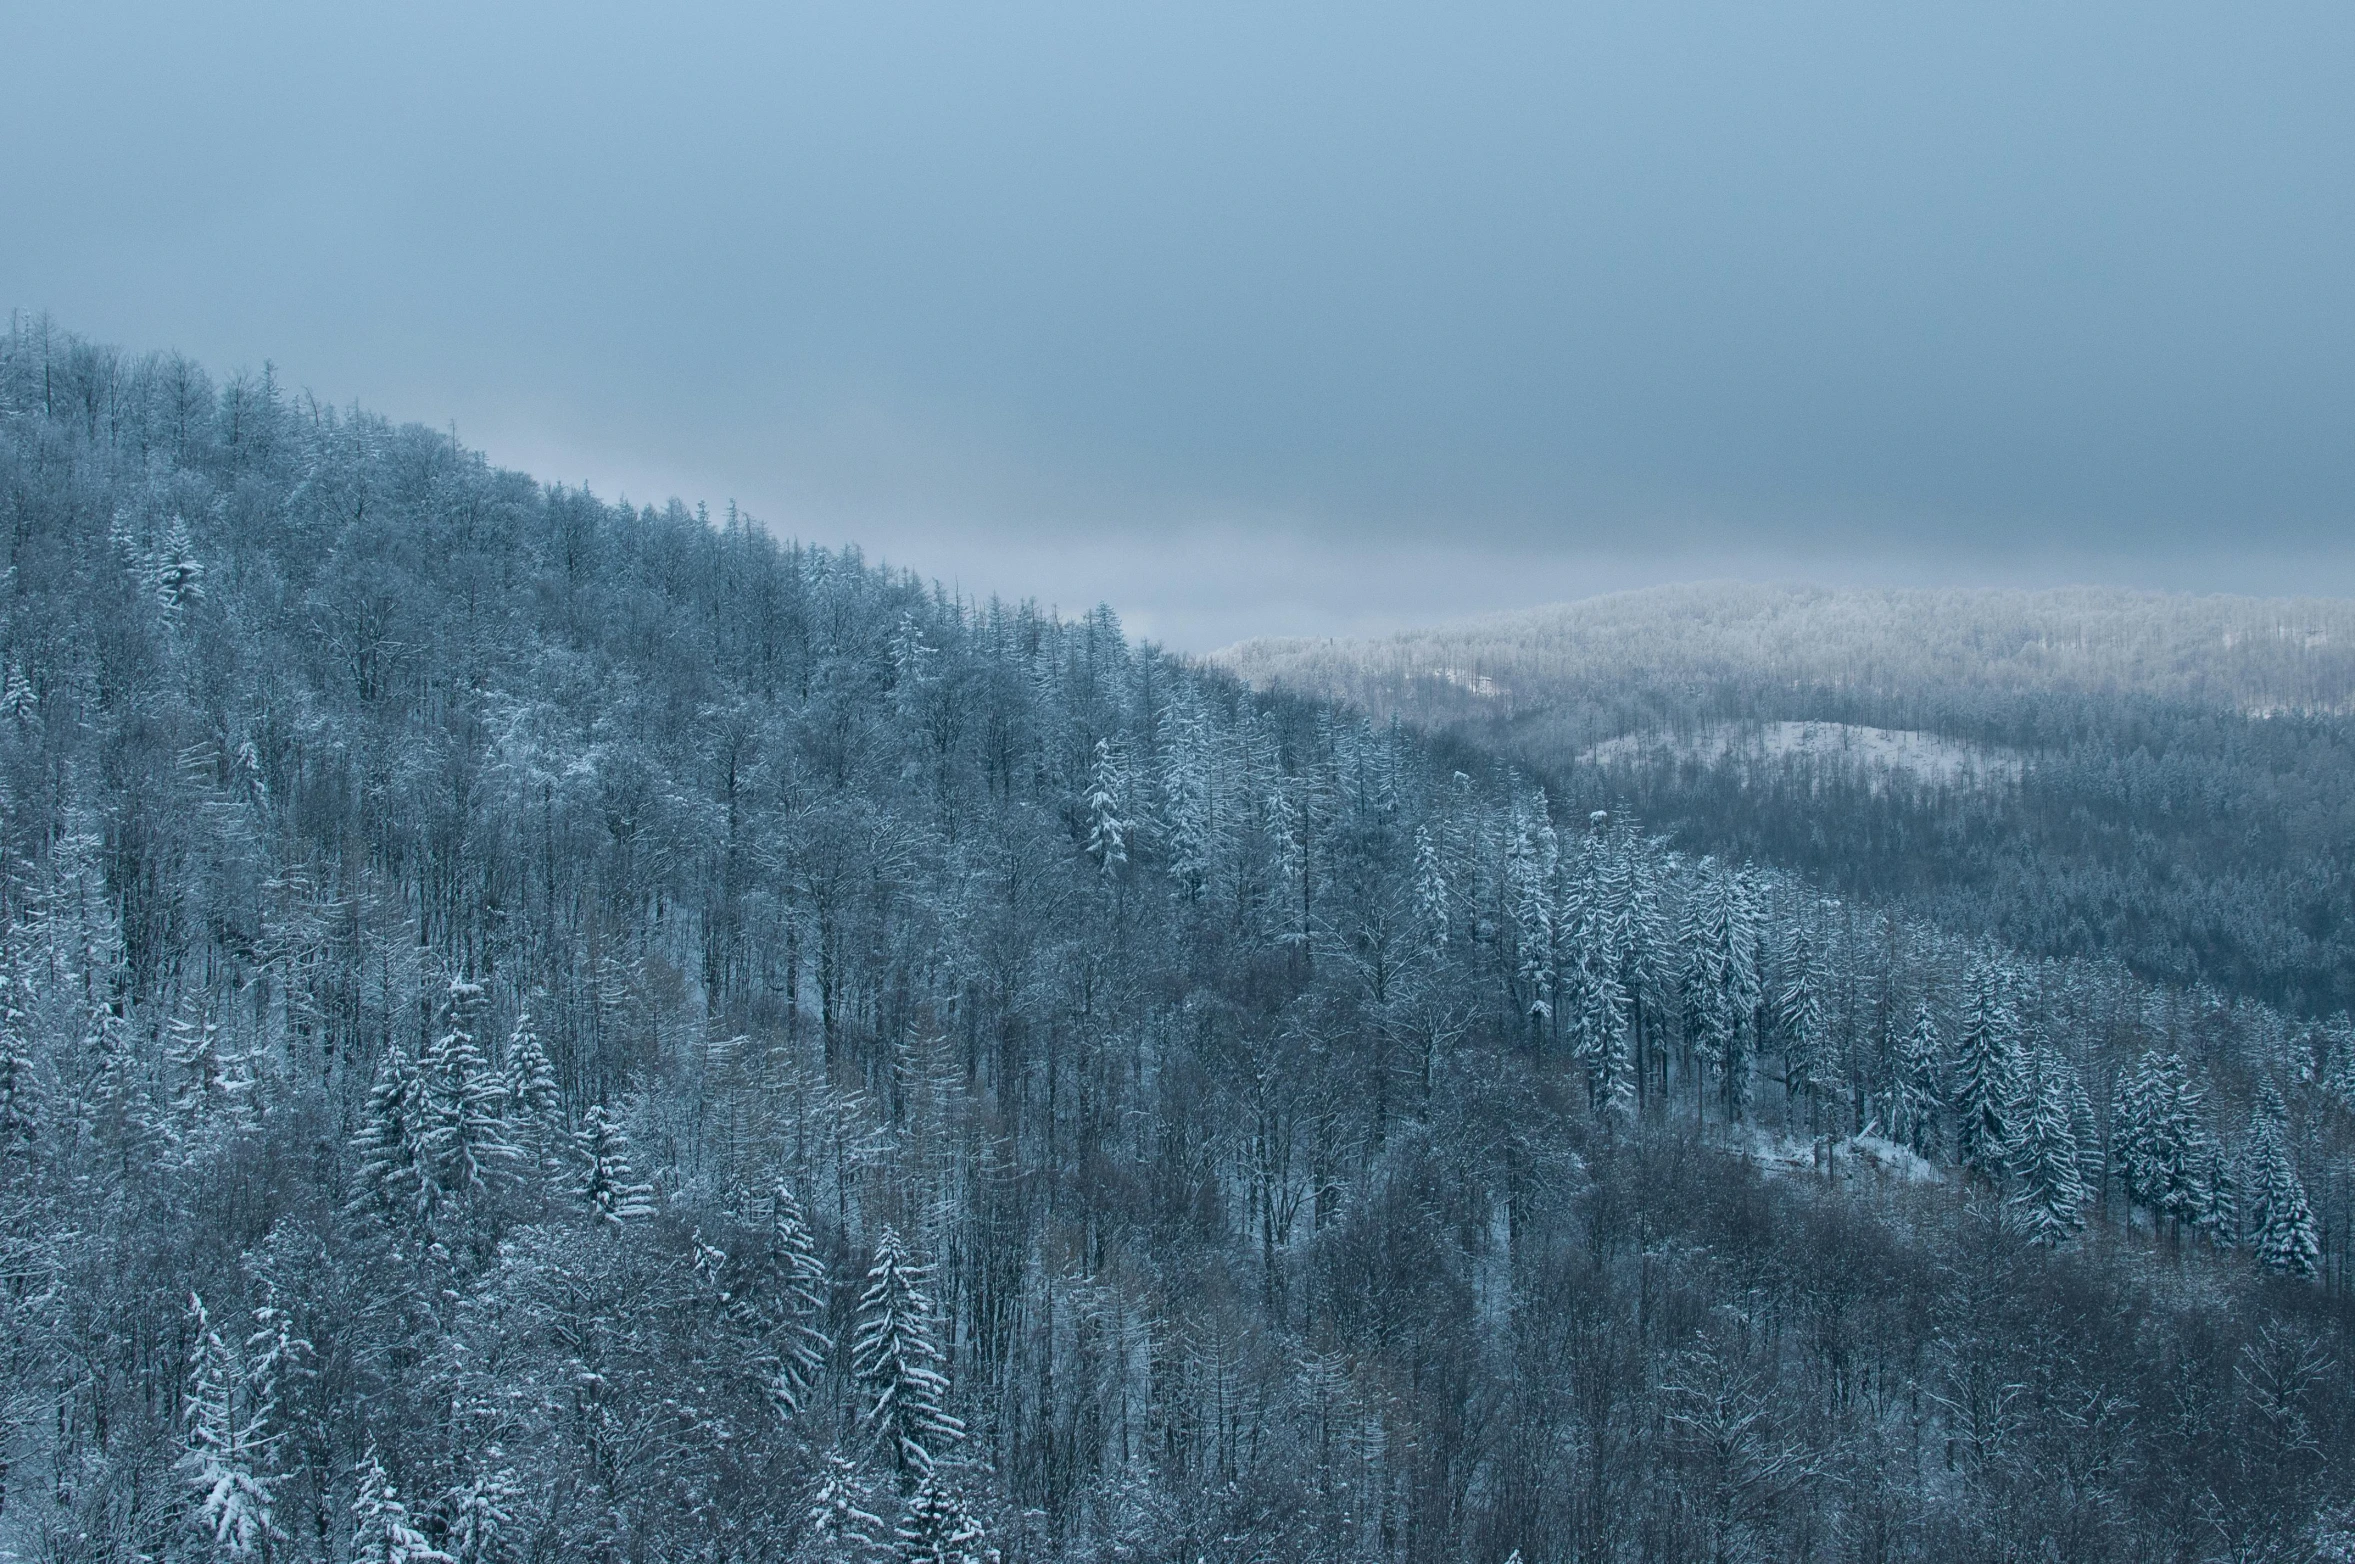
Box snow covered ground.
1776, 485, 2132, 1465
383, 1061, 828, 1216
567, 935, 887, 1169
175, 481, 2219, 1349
1738, 1128, 1948, 1185
1580, 720, 2021, 792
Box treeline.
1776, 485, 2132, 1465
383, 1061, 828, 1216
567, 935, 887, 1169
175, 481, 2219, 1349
0, 320, 2351, 1562
1217, 582, 2355, 727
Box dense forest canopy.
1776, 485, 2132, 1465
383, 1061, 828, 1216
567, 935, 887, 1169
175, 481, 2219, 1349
1220, 585, 2355, 1017
2, 321, 2352, 1563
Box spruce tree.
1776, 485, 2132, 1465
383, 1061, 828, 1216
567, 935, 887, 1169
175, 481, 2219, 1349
809, 1450, 886, 1555
751, 1180, 835, 1415
1775, 929, 1829, 1126
1951, 963, 2021, 1185
1084, 737, 1130, 875
577, 1104, 656, 1225
2191, 1134, 2235, 1249
1562, 830, 1631, 1114
0, 660, 37, 728
178, 1293, 280, 1559
854, 1225, 964, 1484
417, 978, 520, 1206
1160, 700, 1216, 901
2007, 1050, 2088, 1245
352, 1047, 433, 1223
167, 1002, 254, 1147
1567, 951, 1631, 1116
892, 1476, 990, 1564
350, 1449, 453, 1564
2246, 1090, 2319, 1278
2113, 1049, 2224, 1242
2320, 1012, 2355, 1115
1605, 813, 1670, 1105
1723, 867, 1764, 1122
887, 611, 938, 717
2064, 1060, 2105, 1216
502, 1007, 564, 1168
2111, 1049, 2161, 1217
1413, 825, 1450, 957
1509, 791, 1558, 1030
1677, 860, 1738, 1120
151, 514, 207, 616
1890, 1000, 1942, 1158
446, 1465, 521, 1564
0, 956, 39, 1150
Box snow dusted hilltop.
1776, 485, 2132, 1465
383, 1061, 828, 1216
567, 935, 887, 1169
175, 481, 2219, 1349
0, 324, 2351, 1563
1216, 581, 2355, 719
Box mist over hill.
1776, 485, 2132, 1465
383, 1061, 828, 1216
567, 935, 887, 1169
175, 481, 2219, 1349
3, 326, 2353, 1562
1220, 583, 2355, 721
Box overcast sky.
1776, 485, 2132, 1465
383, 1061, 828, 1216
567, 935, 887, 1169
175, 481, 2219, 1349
6, 2, 2352, 648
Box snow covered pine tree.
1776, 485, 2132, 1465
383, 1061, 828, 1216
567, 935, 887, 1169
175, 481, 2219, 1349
854, 1225, 965, 1486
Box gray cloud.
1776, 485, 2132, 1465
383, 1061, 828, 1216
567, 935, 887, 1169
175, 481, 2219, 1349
7, 1, 2352, 647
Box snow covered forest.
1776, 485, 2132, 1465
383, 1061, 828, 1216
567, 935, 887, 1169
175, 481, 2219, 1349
2, 321, 2353, 1562
1222, 585, 2355, 1018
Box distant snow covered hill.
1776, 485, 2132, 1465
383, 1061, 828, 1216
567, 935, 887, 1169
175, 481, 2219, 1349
1216, 581, 2355, 726
1217, 583, 2355, 1014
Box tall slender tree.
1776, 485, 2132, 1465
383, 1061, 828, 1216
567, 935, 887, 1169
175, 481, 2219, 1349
853, 1225, 964, 1486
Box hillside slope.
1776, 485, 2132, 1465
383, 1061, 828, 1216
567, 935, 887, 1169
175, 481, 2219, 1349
2, 327, 2352, 1562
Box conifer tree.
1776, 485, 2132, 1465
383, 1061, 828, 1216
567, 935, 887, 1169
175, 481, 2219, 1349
1722, 867, 1765, 1122
417, 978, 520, 1205
0, 956, 39, 1150
446, 1464, 521, 1564
854, 1225, 964, 1484
577, 1104, 656, 1225
2008, 1049, 2088, 1244
0, 660, 38, 729
2111, 1049, 2162, 1221
167, 1001, 254, 1146
2319, 1012, 2355, 1115
1562, 824, 1632, 1113
1951, 963, 2021, 1185
1567, 949, 1631, 1116
2192, 1135, 2236, 1249
1677, 861, 1738, 1120
809, 1451, 887, 1555
151, 514, 207, 617
1160, 701, 1216, 901
887, 612, 938, 717
1890, 1000, 1942, 1158
178, 1292, 280, 1559
2113, 1048, 2225, 1241
2246, 1089, 2319, 1277
350, 1448, 454, 1564
352, 1046, 433, 1223
1508, 791, 1559, 1031
1084, 737, 1130, 875
244, 1287, 314, 1450
2064, 1060, 2106, 1215
892, 1475, 991, 1564
502, 1007, 564, 1167
1413, 825, 1450, 957
751, 1180, 835, 1415
1260, 772, 1307, 948
1606, 814, 1670, 1105
1775, 928, 1830, 1126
